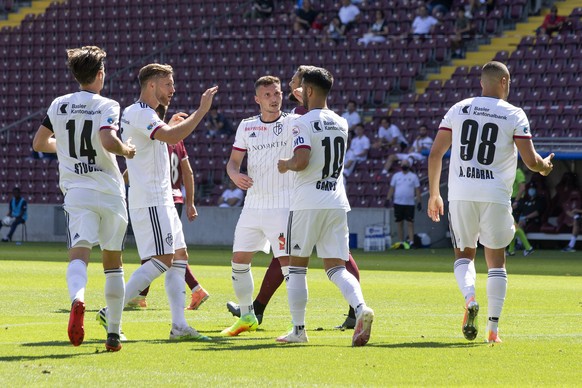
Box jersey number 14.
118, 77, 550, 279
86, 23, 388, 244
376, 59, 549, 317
66, 119, 97, 165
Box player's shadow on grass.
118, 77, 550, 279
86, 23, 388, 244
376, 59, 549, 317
376, 341, 482, 349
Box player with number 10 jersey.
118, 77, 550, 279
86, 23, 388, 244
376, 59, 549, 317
289, 109, 350, 212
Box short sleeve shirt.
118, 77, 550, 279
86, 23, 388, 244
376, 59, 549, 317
290, 108, 350, 211
43, 91, 125, 197
439, 96, 531, 205
120, 101, 173, 209
390, 171, 420, 206
232, 113, 298, 209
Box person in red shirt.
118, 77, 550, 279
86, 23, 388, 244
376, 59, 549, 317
537, 6, 567, 36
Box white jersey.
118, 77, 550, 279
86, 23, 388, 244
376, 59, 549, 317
390, 171, 420, 206
233, 112, 297, 209
290, 108, 351, 211
43, 91, 125, 197
120, 101, 173, 209
439, 96, 531, 205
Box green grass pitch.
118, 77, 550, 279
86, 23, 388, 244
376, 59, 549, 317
0, 243, 580, 386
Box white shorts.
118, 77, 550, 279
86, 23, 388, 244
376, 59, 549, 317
233, 208, 289, 258
448, 200, 515, 250
130, 205, 186, 259
287, 209, 349, 260
63, 188, 128, 251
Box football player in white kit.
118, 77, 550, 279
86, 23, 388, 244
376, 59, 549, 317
428, 61, 554, 343
277, 66, 374, 347
114, 63, 217, 341
224, 66, 365, 330
221, 75, 298, 336
32, 46, 136, 351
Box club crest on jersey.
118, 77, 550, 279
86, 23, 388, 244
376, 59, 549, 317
273, 122, 283, 136
460, 105, 472, 115
165, 233, 173, 246
58, 103, 69, 115
311, 121, 323, 132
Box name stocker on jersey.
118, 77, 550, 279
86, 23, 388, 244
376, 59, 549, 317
44, 91, 125, 197
290, 108, 351, 211
233, 112, 298, 209
439, 96, 531, 205
121, 102, 173, 209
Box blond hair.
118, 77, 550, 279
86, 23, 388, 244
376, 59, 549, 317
138, 63, 174, 89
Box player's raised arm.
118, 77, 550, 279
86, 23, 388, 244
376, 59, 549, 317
153, 86, 218, 145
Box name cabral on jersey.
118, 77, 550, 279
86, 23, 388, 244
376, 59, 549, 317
458, 166, 494, 180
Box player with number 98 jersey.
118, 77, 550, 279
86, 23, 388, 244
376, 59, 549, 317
439, 96, 531, 206
42, 92, 125, 198
289, 109, 351, 211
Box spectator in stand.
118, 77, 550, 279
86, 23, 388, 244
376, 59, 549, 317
410, 5, 439, 36
218, 179, 244, 208
293, 0, 320, 34
451, 7, 474, 58
515, 183, 547, 233
426, 0, 453, 17
372, 117, 408, 151
461, 0, 496, 18
358, 9, 389, 46
206, 105, 233, 137
338, 0, 360, 33
382, 124, 433, 175
341, 100, 361, 132
536, 6, 568, 37
244, 0, 274, 19
1, 187, 27, 242
343, 123, 370, 178
385, 159, 422, 246
322, 16, 346, 44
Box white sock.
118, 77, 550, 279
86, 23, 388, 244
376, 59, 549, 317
67, 259, 87, 303
104, 268, 124, 335
165, 260, 188, 329
326, 266, 365, 314
487, 268, 507, 329
453, 258, 476, 302
231, 262, 254, 316
280, 265, 290, 282
287, 266, 308, 326
124, 258, 168, 305
569, 236, 576, 248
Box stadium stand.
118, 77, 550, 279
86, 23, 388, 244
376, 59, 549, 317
0, 0, 580, 212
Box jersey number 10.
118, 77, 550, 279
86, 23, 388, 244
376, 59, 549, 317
321, 136, 345, 179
